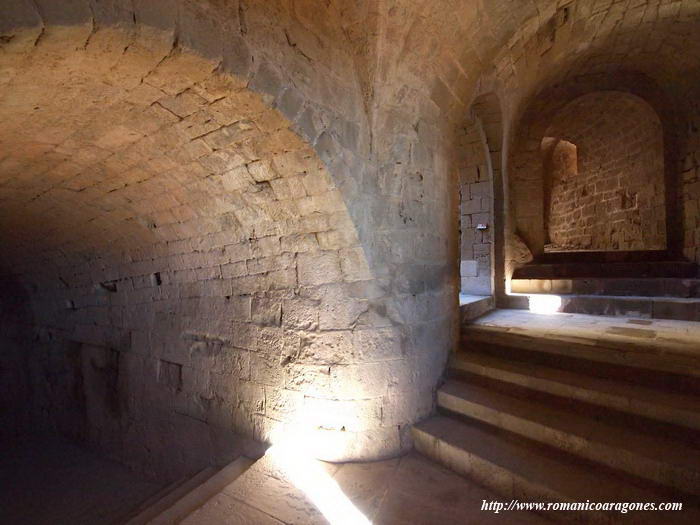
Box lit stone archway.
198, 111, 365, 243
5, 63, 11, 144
542, 91, 666, 252
457, 93, 504, 298
508, 72, 685, 277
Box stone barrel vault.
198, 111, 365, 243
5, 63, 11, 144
0, 0, 451, 479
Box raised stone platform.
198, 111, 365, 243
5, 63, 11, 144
512, 277, 700, 297
511, 291, 700, 322
510, 262, 700, 321
556, 294, 700, 321
461, 309, 700, 377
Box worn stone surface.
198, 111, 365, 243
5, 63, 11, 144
2, 0, 700, 486
464, 309, 700, 375
182, 451, 539, 525
0, 9, 448, 480
421, 309, 700, 523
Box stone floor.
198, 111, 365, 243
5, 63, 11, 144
0, 436, 164, 525
183, 451, 541, 524
1, 434, 542, 524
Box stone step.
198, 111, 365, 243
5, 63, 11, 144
413, 415, 700, 524
538, 250, 672, 264
511, 278, 700, 297
125, 456, 254, 525
121, 479, 193, 524
465, 336, 700, 398
438, 380, 700, 495
450, 352, 700, 432
460, 294, 495, 322
148, 456, 255, 524
462, 310, 700, 379
513, 261, 698, 280
124, 467, 217, 525
555, 294, 700, 322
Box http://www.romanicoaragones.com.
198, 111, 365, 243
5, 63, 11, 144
481, 499, 683, 514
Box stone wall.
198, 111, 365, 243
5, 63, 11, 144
458, 119, 493, 295
682, 114, 700, 263
0, 1, 449, 481
544, 91, 666, 252
4, 0, 700, 485
498, 1, 700, 273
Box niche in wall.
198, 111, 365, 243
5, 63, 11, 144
542, 91, 666, 252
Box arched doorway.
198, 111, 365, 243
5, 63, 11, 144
458, 93, 504, 301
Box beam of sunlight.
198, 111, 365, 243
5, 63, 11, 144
266, 440, 372, 525
528, 294, 562, 315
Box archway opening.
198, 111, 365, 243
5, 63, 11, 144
541, 92, 666, 253
457, 93, 504, 303
459, 122, 493, 296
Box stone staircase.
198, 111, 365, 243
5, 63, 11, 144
413, 310, 700, 523
511, 259, 700, 321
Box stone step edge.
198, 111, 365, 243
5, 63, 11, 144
124, 467, 217, 525
556, 295, 700, 322
506, 294, 700, 323
450, 352, 700, 431
512, 261, 698, 280
462, 326, 700, 379
511, 278, 700, 297
149, 456, 255, 524
438, 380, 700, 495
412, 416, 698, 524
509, 292, 700, 312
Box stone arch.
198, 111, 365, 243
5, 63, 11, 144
457, 93, 505, 298
0, 5, 436, 479
542, 91, 666, 252
508, 73, 684, 273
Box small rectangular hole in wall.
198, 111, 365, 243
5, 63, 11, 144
98, 280, 118, 293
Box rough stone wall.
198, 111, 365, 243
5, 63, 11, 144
0, 31, 374, 476
0, 1, 444, 481
494, 1, 700, 275
458, 120, 493, 295
682, 112, 700, 262
510, 74, 687, 271
4, 0, 700, 482
362, 0, 700, 296
544, 91, 666, 252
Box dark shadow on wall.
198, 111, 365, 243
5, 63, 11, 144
0, 268, 95, 445
0, 270, 35, 441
